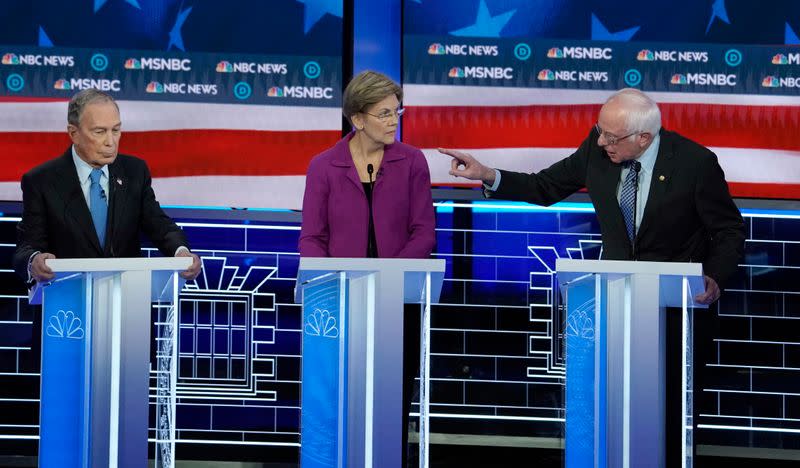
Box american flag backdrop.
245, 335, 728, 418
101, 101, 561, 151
405, 87, 800, 199
403, 0, 800, 200
0, 0, 344, 209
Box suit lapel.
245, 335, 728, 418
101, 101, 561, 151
374, 143, 404, 190
52, 150, 103, 255
596, 154, 629, 244
636, 131, 676, 242
330, 136, 364, 192
107, 159, 128, 256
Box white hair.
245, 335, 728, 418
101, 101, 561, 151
605, 88, 661, 136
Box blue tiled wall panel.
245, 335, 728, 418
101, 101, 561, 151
0, 206, 799, 457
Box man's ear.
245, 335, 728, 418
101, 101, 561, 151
638, 132, 652, 148
67, 125, 79, 144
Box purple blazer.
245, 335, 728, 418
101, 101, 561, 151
299, 133, 435, 258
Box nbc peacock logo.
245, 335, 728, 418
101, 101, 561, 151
146, 81, 165, 93
761, 76, 780, 87
53, 79, 71, 90
124, 58, 142, 69
670, 74, 688, 85
448, 67, 464, 78
637, 49, 655, 61
537, 69, 555, 81
546, 48, 563, 59
772, 54, 789, 65
216, 60, 233, 73
267, 86, 284, 97
2, 53, 19, 65
428, 43, 445, 55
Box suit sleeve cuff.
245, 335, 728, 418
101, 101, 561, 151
27, 251, 40, 283
483, 169, 502, 192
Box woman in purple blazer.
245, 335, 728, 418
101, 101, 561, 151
299, 71, 434, 465
299, 70, 435, 259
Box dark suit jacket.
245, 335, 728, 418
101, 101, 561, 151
492, 128, 745, 288
299, 134, 436, 258
13, 149, 188, 280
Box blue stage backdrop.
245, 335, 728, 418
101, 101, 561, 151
403, 0, 800, 200
0, 0, 344, 209
0, 199, 799, 461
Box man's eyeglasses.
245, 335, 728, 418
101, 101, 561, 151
595, 123, 639, 146
364, 107, 405, 123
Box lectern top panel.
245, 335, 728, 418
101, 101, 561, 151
45, 257, 192, 273
298, 257, 445, 274
556, 259, 703, 277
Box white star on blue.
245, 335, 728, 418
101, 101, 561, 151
591, 14, 639, 41
787, 23, 800, 45
450, 0, 516, 38
167, 6, 193, 51
296, 0, 343, 34
94, 0, 141, 13
705, 0, 730, 34
39, 26, 54, 47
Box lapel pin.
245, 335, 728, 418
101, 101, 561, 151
116, 178, 123, 185
658, 175, 666, 182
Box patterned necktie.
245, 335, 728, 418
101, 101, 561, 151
619, 160, 641, 242
89, 168, 107, 248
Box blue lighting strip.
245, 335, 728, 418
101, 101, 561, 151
434, 201, 800, 218
162, 205, 294, 213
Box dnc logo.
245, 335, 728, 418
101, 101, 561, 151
671, 74, 688, 85
2, 53, 19, 65
637, 50, 655, 61
546, 48, 563, 59
428, 43, 445, 55
537, 69, 555, 81
267, 86, 284, 97
146, 81, 165, 93
216, 61, 233, 72
124, 58, 142, 69
448, 67, 465, 78
53, 79, 71, 90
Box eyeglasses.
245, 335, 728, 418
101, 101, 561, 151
595, 123, 639, 146
364, 107, 405, 123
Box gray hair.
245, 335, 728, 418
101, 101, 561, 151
606, 88, 661, 136
67, 88, 119, 127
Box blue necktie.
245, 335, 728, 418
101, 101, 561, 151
619, 160, 641, 243
89, 168, 107, 249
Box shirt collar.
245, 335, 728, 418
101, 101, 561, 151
633, 133, 660, 173
71, 145, 109, 182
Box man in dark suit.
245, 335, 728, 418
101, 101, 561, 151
439, 88, 745, 302
441, 88, 745, 463
13, 88, 201, 283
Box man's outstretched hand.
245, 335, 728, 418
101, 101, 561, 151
438, 148, 496, 184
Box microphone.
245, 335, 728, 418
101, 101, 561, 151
366, 164, 375, 257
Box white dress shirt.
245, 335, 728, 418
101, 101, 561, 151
72, 145, 109, 208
